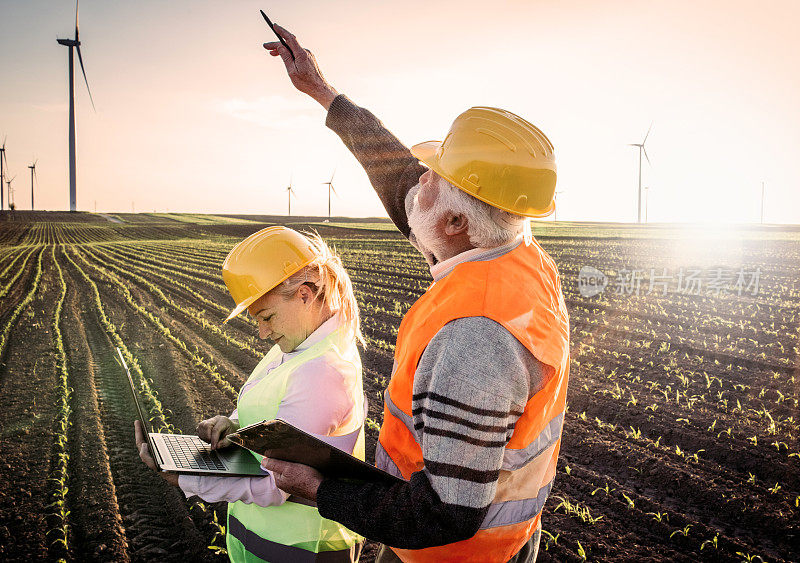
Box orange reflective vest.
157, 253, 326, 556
376, 238, 570, 562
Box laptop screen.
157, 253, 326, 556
116, 347, 158, 466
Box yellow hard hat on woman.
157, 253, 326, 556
411, 106, 557, 218
222, 226, 317, 323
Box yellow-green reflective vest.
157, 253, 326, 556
227, 326, 365, 563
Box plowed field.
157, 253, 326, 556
0, 212, 797, 562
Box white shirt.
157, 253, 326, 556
178, 313, 361, 506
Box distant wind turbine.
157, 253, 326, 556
28, 160, 38, 210
554, 190, 564, 222
57, 0, 96, 212
6, 174, 16, 210
629, 123, 652, 224
286, 175, 296, 216
0, 137, 8, 211
322, 169, 338, 219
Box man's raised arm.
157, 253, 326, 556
264, 25, 424, 238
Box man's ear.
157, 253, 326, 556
444, 213, 468, 236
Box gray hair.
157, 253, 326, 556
436, 177, 526, 248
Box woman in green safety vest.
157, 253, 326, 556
135, 226, 366, 562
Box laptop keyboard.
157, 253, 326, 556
163, 434, 226, 471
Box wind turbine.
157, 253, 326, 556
57, 0, 96, 212
286, 175, 296, 216
28, 160, 38, 210
554, 190, 564, 222
321, 169, 338, 219
629, 123, 652, 224
6, 174, 16, 210
0, 137, 7, 211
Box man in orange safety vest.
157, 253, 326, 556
260, 24, 570, 563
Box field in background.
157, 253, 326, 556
0, 211, 798, 562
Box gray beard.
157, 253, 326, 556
407, 183, 447, 265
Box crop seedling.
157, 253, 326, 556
670, 525, 692, 538
541, 529, 559, 551
576, 540, 588, 561
591, 482, 615, 497
701, 533, 719, 551
621, 492, 635, 509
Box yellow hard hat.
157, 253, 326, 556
411, 107, 557, 218
221, 226, 317, 323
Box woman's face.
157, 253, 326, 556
247, 284, 317, 353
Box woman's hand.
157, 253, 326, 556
134, 420, 179, 487
261, 456, 323, 502
196, 415, 239, 450
263, 24, 339, 110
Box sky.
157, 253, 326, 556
1, 0, 798, 223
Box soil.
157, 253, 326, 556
0, 217, 798, 562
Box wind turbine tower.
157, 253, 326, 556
6, 175, 16, 209
629, 123, 652, 224
0, 138, 7, 211
28, 160, 38, 210
286, 176, 296, 216
57, 0, 96, 212
554, 191, 564, 222
322, 169, 338, 219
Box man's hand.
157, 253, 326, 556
263, 24, 339, 110
196, 415, 239, 450
261, 455, 323, 502
134, 420, 179, 487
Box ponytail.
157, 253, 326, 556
273, 232, 364, 346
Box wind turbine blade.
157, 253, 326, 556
643, 121, 653, 145
643, 146, 651, 166
75, 0, 80, 40
329, 168, 337, 184
76, 46, 96, 111
330, 184, 338, 197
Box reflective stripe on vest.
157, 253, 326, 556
228, 515, 363, 562
377, 239, 570, 563
227, 327, 365, 562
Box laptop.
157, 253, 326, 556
118, 347, 263, 476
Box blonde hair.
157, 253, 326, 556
272, 231, 364, 346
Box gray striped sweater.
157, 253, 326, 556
316, 95, 548, 550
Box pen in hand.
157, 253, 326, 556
260, 9, 295, 61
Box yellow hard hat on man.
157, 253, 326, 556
222, 226, 317, 323
411, 106, 557, 218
